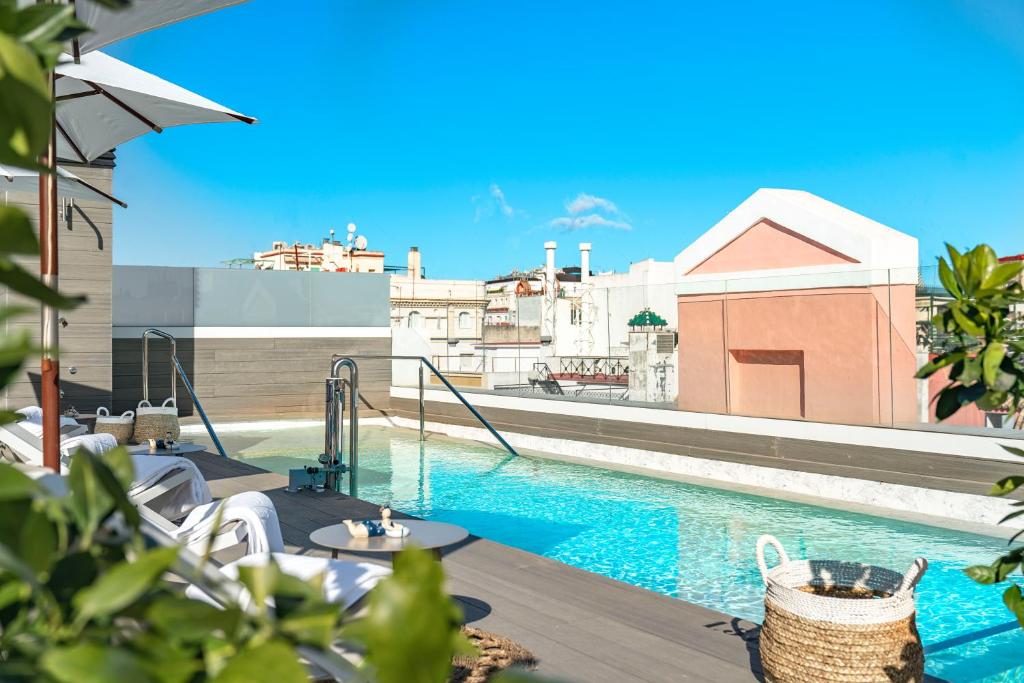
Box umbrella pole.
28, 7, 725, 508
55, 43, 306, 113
39, 71, 60, 472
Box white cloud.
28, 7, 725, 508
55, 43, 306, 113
549, 192, 632, 231
550, 214, 632, 231
490, 183, 515, 218
472, 183, 517, 222
566, 193, 620, 216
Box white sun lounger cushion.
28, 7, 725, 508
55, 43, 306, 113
186, 553, 392, 611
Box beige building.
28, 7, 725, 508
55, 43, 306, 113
254, 233, 384, 273
390, 248, 488, 375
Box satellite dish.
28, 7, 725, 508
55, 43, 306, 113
347, 223, 357, 234
354, 235, 368, 250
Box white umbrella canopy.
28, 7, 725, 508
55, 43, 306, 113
72, 0, 249, 55
0, 164, 127, 207
55, 50, 256, 163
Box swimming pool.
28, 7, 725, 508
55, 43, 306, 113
192, 423, 1024, 682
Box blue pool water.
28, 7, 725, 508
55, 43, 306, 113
202, 424, 1024, 681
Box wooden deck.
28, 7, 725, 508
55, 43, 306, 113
188, 451, 764, 683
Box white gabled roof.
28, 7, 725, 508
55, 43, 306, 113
673, 189, 918, 292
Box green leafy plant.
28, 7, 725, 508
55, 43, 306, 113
915, 244, 1024, 624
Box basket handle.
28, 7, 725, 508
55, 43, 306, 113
121, 410, 135, 420
898, 557, 928, 594
137, 400, 152, 409
96, 407, 109, 417
161, 397, 176, 408
756, 535, 790, 584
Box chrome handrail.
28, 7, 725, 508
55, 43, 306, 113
326, 357, 359, 496
142, 328, 227, 458
329, 354, 518, 456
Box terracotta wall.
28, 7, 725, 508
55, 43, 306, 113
676, 284, 917, 426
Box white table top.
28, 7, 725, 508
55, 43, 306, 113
126, 442, 207, 456
310, 519, 469, 553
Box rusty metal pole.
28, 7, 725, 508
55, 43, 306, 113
39, 71, 60, 472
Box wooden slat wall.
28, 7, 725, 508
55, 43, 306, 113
112, 336, 392, 419
1, 164, 114, 414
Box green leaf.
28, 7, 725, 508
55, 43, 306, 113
965, 564, 997, 584
345, 546, 473, 683
0, 33, 51, 168
278, 602, 341, 648
146, 596, 242, 642
18, 507, 55, 574
236, 560, 280, 615
40, 642, 155, 683
938, 257, 962, 298
991, 476, 1024, 497
0, 205, 38, 254
1002, 446, 1024, 459
0, 464, 41, 501
0, 259, 85, 309
14, 4, 79, 45
73, 546, 178, 623
993, 555, 1020, 582
935, 388, 964, 421
210, 639, 308, 683
89, 448, 139, 528
914, 351, 965, 379
1004, 584, 1024, 628
983, 343, 1007, 388
948, 303, 983, 336
984, 261, 1024, 290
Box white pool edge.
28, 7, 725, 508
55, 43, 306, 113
381, 416, 1022, 533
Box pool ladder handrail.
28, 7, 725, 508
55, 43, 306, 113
328, 354, 518, 456
325, 357, 359, 495
142, 328, 227, 458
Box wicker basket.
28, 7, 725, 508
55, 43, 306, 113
132, 398, 180, 443
756, 535, 928, 683
93, 407, 135, 445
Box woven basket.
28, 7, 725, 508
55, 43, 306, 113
93, 407, 135, 445
756, 535, 927, 683
132, 398, 180, 443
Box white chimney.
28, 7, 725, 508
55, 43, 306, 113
579, 242, 591, 285
544, 241, 557, 293
408, 246, 421, 280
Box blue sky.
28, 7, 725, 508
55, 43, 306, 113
106, 0, 1024, 279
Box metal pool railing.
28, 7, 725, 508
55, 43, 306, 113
142, 328, 227, 458
328, 353, 518, 456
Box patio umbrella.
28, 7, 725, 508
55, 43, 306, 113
55, 50, 256, 163
0, 164, 127, 207
34, 49, 255, 471
71, 0, 250, 57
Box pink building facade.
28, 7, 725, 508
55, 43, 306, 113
674, 189, 919, 426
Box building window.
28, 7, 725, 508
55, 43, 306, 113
407, 311, 422, 329
458, 311, 472, 330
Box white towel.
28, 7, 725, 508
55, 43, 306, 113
186, 553, 392, 610
59, 433, 119, 471
176, 491, 285, 554
129, 454, 211, 520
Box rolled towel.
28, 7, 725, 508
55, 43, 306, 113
176, 491, 285, 554
14, 408, 87, 439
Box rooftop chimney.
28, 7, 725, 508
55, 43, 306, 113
579, 242, 591, 285
408, 246, 421, 280
544, 241, 557, 293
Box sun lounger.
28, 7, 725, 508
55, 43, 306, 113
1, 407, 211, 519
